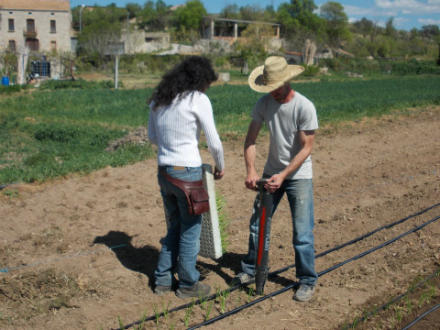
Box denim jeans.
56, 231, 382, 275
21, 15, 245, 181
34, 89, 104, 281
154, 166, 203, 288
241, 178, 318, 286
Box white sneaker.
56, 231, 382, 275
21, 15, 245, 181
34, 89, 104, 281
231, 272, 255, 286
293, 284, 315, 302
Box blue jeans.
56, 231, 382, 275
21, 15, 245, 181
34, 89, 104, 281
241, 178, 318, 286
154, 166, 203, 288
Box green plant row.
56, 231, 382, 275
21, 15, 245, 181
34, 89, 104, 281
0, 75, 439, 185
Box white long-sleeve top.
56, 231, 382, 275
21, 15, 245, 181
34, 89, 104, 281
148, 91, 225, 171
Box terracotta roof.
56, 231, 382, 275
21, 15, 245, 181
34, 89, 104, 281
0, 0, 70, 11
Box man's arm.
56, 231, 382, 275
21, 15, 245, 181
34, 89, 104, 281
266, 130, 315, 193
244, 120, 263, 190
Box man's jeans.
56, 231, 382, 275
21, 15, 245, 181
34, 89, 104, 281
154, 166, 203, 288
241, 178, 318, 286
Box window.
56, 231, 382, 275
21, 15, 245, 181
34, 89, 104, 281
27, 19, 35, 32
8, 40, 16, 52
50, 41, 56, 50
25, 38, 39, 51
8, 18, 14, 31
50, 20, 56, 33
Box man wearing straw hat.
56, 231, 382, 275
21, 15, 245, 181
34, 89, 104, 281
233, 56, 318, 302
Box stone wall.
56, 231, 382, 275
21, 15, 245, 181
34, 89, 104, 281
0, 9, 72, 53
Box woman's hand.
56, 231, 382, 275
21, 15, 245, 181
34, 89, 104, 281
214, 167, 224, 180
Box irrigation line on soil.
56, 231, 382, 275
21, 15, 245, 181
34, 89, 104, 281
115, 203, 440, 330
344, 268, 440, 329
187, 214, 440, 329
401, 303, 440, 330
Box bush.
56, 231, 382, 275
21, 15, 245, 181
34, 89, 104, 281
0, 85, 23, 94
33, 122, 115, 147
391, 59, 440, 75
302, 65, 320, 77
39, 78, 120, 90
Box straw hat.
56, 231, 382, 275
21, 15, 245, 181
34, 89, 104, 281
248, 56, 304, 93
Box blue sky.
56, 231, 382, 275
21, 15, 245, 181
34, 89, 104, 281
70, 0, 440, 30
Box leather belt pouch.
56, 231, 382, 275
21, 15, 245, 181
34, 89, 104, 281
161, 171, 209, 215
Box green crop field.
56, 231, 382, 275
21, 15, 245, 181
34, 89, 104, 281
0, 75, 439, 185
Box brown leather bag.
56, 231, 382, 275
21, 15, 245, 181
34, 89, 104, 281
161, 171, 210, 215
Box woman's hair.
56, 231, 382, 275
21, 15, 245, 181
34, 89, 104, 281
150, 56, 218, 109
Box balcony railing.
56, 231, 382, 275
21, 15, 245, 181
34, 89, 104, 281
23, 29, 38, 38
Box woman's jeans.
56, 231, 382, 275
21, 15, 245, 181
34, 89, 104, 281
241, 178, 318, 286
154, 166, 203, 288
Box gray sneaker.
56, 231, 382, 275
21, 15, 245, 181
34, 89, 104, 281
154, 285, 172, 296
176, 282, 211, 299
293, 284, 315, 302
231, 272, 255, 286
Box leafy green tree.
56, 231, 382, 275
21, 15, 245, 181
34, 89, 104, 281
138, 0, 170, 31
173, 0, 207, 31
220, 4, 240, 19
353, 17, 374, 38
125, 2, 141, 19
421, 25, 440, 39
76, 5, 127, 62
277, 0, 325, 44
239, 5, 265, 21
320, 1, 351, 46
385, 17, 397, 38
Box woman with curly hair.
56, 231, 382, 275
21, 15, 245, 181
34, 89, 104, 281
148, 56, 225, 299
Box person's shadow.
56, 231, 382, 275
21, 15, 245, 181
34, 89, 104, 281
93, 231, 159, 287
93, 231, 295, 289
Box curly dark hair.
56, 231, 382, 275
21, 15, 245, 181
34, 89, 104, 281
150, 56, 218, 110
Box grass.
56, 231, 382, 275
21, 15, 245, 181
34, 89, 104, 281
0, 75, 439, 185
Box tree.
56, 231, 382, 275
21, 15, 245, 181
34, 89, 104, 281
76, 5, 127, 62
125, 2, 141, 19
385, 17, 397, 38
239, 5, 265, 21
173, 0, 207, 32
421, 25, 440, 39
138, 0, 171, 31
320, 1, 351, 46
353, 17, 374, 38
220, 4, 239, 19
276, 0, 325, 48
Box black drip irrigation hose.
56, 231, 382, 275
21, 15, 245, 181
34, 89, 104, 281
401, 303, 440, 330
187, 214, 440, 330
344, 268, 440, 329
115, 203, 440, 330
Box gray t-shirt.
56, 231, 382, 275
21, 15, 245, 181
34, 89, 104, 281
252, 91, 318, 179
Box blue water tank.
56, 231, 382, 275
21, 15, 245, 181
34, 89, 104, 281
1, 76, 10, 86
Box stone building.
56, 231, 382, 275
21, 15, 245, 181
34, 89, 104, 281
0, 0, 72, 53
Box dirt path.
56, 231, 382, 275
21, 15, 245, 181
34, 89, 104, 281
1, 106, 439, 329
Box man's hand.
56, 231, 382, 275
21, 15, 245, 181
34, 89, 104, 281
214, 167, 224, 180
245, 170, 260, 190
265, 173, 285, 193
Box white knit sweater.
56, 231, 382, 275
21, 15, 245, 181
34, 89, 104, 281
148, 91, 225, 171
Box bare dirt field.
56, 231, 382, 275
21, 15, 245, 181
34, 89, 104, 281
1, 106, 439, 329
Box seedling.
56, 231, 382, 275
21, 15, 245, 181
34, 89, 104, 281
204, 301, 214, 321
162, 302, 170, 321
136, 310, 147, 330
183, 300, 195, 327
117, 316, 124, 328
153, 304, 160, 326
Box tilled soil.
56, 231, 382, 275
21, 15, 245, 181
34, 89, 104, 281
0, 106, 439, 330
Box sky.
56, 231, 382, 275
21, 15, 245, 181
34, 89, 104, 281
70, 0, 440, 31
